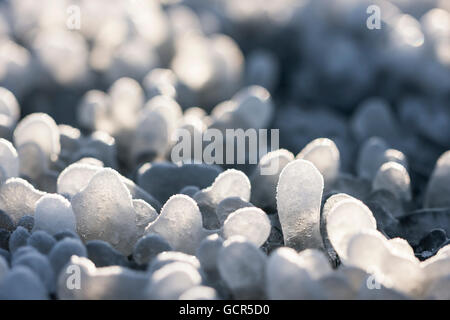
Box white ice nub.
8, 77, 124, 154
276, 159, 324, 251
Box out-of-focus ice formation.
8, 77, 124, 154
0, 0, 449, 300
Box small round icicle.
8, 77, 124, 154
276, 159, 324, 251
372, 161, 412, 202
425, 151, 450, 208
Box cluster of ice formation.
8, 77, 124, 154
0, 0, 449, 300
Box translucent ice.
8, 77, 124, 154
194, 169, 251, 229
71, 168, 138, 255
250, 149, 294, 210
425, 151, 450, 208
148, 251, 202, 274
181, 107, 208, 131
145, 195, 205, 254
0, 138, 18, 179
222, 207, 271, 247
0, 87, 20, 125
130, 109, 167, 163
326, 199, 377, 262
76, 90, 110, 132
216, 197, 254, 225
0, 248, 9, 263
147, 261, 202, 299
13, 113, 60, 161
276, 159, 324, 251
133, 234, 172, 265
33, 194, 77, 236
346, 230, 424, 297
218, 237, 267, 299
144, 67, 196, 108
383, 148, 408, 170
143, 68, 178, 101
296, 138, 340, 189
373, 162, 412, 202
131, 95, 182, 163
0, 178, 45, 223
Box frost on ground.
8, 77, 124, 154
0, 0, 449, 300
